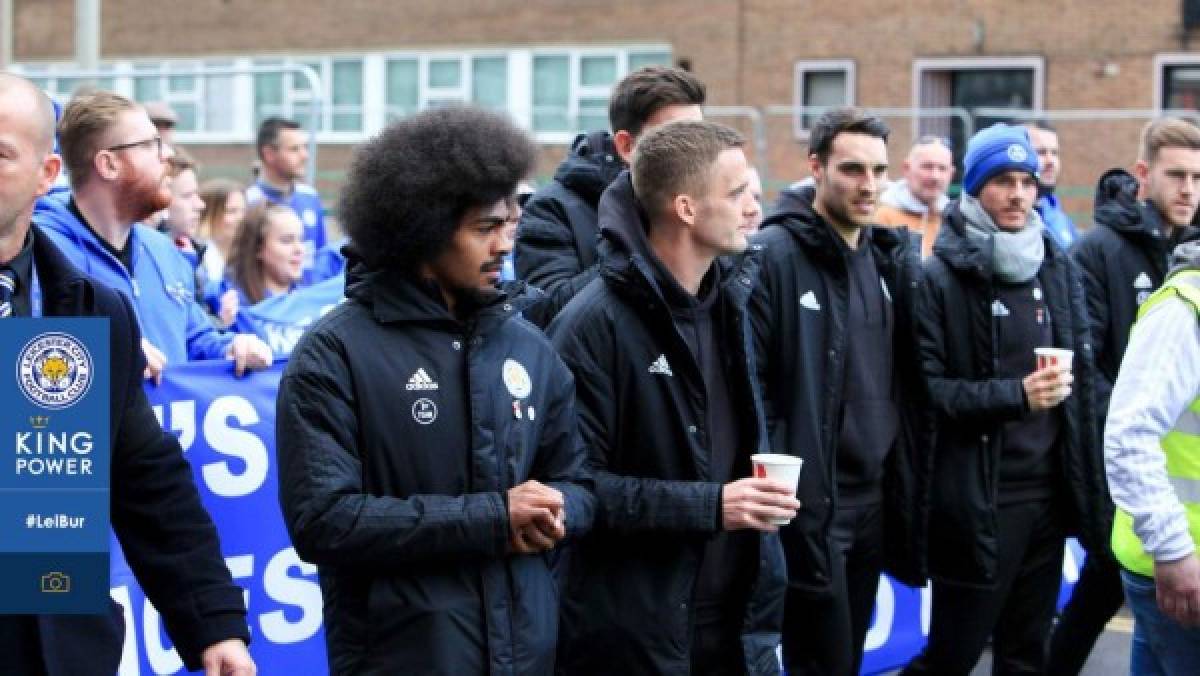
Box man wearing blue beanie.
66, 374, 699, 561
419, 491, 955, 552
904, 124, 1109, 674
961, 123, 1041, 198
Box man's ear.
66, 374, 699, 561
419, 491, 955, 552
35, 153, 62, 197
93, 149, 118, 181
673, 193, 697, 226
613, 130, 636, 164
808, 154, 822, 184
1133, 159, 1150, 186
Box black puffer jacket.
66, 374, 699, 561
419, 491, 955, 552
920, 202, 1109, 586
277, 272, 594, 675
747, 186, 933, 594
516, 131, 624, 327
1072, 168, 1200, 416
548, 173, 786, 675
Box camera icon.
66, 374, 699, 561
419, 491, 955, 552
40, 572, 70, 593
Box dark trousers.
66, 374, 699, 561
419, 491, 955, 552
1045, 551, 1125, 674
904, 500, 1064, 676
691, 613, 747, 676
783, 501, 883, 676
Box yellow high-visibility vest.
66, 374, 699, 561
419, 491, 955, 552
1112, 269, 1200, 576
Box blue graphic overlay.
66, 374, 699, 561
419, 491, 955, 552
0, 318, 110, 614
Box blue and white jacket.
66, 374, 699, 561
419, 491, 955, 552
1037, 194, 1079, 250
33, 193, 234, 364
246, 179, 327, 284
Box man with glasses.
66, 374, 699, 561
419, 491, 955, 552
875, 135, 955, 258
34, 90, 272, 381
0, 71, 256, 676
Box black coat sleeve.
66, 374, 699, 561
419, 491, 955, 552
746, 248, 782, 446
276, 330, 511, 568
1071, 237, 1114, 415
548, 309, 722, 535
108, 291, 250, 672
917, 267, 1028, 424
528, 360, 596, 541
514, 191, 601, 327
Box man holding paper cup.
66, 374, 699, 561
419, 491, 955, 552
904, 124, 1108, 675
549, 120, 797, 674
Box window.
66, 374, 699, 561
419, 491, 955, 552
384, 53, 511, 121
385, 58, 419, 122
914, 57, 1043, 171
21, 65, 116, 104
11, 45, 671, 144
131, 60, 234, 133
793, 60, 855, 137
252, 57, 364, 135
531, 49, 674, 140
1156, 54, 1200, 112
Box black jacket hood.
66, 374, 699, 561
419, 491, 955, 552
597, 171, 723, 311
553, 131, 626, 206
1092, 168, 1162, 239
765, 184, 911, 271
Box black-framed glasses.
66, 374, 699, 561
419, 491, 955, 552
105, 136, 163, 157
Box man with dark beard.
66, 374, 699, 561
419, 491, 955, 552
33, 90, 271, 382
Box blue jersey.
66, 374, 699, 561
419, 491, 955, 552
246, 180, 327, 284
1036, 194, 1078, 250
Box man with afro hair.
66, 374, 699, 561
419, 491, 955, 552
276, 105, 595, 674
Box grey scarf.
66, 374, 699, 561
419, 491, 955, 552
960, 194, 1046, 283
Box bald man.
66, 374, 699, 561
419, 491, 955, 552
0, 73, 256, 676
876, 135, 955, 257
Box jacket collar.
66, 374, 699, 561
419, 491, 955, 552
934, 199, 1063, 281
762, 184, 908, 270
348, 268, 538, 332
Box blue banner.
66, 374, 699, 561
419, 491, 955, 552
113, 360, 1084, 675
112, 361, 325, 675
0, 318, 110, 614
232, 275, 345, 358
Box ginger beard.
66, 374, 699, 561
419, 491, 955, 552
117, 163, 173, 224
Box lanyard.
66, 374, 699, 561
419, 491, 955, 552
30, 263, 42, 318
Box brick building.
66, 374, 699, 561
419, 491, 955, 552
8, 0, 1200, 221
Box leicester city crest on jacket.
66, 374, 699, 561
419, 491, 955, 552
17, 332, 93, 410
503, 359, 532, 399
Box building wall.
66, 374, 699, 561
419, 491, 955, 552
13, 0, 1200, 222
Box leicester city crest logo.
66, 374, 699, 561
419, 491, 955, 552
16, 332, 94, 410
1006, 143, 1028, 163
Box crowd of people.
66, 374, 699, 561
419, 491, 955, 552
1, 59, 1199, 676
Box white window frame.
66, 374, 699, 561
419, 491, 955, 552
792, 59, 856, 139
1154, 53, 1200, 112
911, 56, 1045, 138
529, 46, 674, 144
10, 44, 671, 146
248, 55, 366, 143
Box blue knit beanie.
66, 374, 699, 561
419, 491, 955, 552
962, 124, 1039, 197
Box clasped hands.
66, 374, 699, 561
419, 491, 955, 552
507, 480, 566, 554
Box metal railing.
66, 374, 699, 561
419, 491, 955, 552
16, 63, 324, 182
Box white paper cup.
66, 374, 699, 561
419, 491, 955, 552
1035, 347, 1074, 371
751, 453, 804, 525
